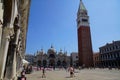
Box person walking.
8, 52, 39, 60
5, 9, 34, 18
68, 66, 74, 78
20, 70, 26, 80
42, 67, 46, 78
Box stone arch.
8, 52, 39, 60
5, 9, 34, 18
49, 54, 55, 58
37, 60, 41, 67
49, 59, 55, 66
3, 0, 19, 78
57, 60, 61, 67
4, 16, 19, 79
3, 0, 18, 28
62, 60, 67, 67
42, 60, 47, 67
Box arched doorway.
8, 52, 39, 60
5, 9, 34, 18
37, 60, 41, 67
57, 60, 61, 67
43, 60, 47, 67
49, 54, 55, 58
49, 59, 55, 67
62, 60, 67, 67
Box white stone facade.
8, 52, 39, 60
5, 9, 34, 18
71, 52, 79, 67
35, 46, 70, 67
0, 0, 30, 79
0, 0, 3, 46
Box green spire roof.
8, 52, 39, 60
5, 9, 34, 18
79, 0, 87, 11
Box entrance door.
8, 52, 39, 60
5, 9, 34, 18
49, 59, 55, 66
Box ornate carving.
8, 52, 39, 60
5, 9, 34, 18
3, 27, 14, 39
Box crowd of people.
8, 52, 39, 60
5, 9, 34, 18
35, 65, 76, 78
18, 64, 120, 80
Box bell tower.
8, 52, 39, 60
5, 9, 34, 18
77, 0, 93, 67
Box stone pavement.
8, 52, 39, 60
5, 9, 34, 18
26, 68, 120, 80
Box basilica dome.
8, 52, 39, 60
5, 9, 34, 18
47, 45, 56, 58
58, 49, 63, 56
47, 45, 56, 54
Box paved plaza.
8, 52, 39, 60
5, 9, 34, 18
26, 68, 120, 80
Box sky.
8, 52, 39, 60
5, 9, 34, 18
26, 0, 120, 55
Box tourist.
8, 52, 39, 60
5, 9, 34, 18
53, 66, 55, 70
20, 70, 26, 80
42, 67, 46, 78
68, 66, 75, 78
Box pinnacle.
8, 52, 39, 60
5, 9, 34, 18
78, 0, 87, 11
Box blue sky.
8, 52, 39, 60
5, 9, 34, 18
26, 0, 120, 55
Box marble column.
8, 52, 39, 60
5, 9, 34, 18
0, 27, 11, 80
10, 20, 21, 79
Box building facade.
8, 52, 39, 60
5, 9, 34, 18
71, 52, 79, 67
99, 41, 120, 68
35, 45, 70, 68
25, 54, 35, 65
0, 0, 3, 46
93, 52, 100, 67
0, 0, 30, 79
76, 0, 93, 67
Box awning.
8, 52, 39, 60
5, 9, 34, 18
22, 59, 29, 64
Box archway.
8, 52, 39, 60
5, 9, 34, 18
62, 60, 67, 67
49, 59, 55, 67
37, 60, 41, 67
49, 54, 55, 58
57, 60, 61, 67
43, 60, 47, 67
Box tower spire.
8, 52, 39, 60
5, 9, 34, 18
77, 0, 93, 67
78, 0, 86, 12
77, 0, 89, 28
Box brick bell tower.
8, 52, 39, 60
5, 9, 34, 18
77, 0, 93, 67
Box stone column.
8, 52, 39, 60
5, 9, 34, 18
0, 1, 3, 46
11, 21, 21, 79
0, 23, 2, 46
0, 27, 12, 80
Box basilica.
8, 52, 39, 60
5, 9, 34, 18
34, 45, 70, 67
